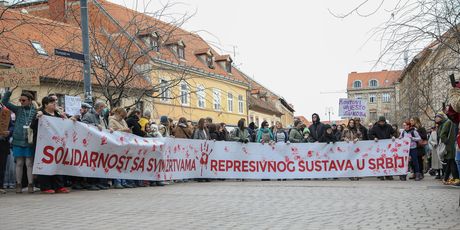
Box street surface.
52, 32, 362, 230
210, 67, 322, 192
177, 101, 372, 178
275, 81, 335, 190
0, 177, 459, 230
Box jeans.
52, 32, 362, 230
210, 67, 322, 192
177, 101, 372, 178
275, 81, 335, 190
409, 148, 420, 174
114, 179, 127, 186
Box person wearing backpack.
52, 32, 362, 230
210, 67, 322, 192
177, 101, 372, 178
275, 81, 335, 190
273, 121, 289, 143
256, 121, 274, 144
289, 120, 304, 143
400, 120, 422, 181
231, 119, 250, 143
435, 113, 459, 185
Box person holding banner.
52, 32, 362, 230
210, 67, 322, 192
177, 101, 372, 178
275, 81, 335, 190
369, 116, 397, 180
256, 121, 274, 144
1, 89, 37, 193
273, 121, 289, 143
289, 120, 304, 143
308, 113, 325, 143
354, 117, 369, 140
342, 119, 362, 143
193, 118, 210, 140
31, 96, 70, 193
400, 120, 422, 181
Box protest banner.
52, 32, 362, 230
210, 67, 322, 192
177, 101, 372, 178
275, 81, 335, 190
33, 116, 411, 180
64, 95, 81, 116
0, 68, 40, 87
339, 98, 367, 118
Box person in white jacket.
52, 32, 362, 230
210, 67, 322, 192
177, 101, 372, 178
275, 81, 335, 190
429, 124, 443, 179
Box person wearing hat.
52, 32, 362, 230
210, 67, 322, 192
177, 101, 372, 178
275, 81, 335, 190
368, 116, 397, 181
159, 115, 171, 137
435, 113, 459, 185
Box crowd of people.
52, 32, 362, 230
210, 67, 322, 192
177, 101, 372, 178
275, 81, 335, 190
0, 88, 459, 195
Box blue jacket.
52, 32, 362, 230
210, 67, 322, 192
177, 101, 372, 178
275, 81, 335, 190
1, 91, 36, 147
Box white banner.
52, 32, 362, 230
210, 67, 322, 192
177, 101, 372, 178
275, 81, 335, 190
64, 95, 81, 116
33, 116, 411, 180
339, 98, 367, 118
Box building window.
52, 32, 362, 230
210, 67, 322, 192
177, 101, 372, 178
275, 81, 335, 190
207, 55, 214, 68
213, 89, 221, 110
226, 62, 232, 73
255, 117, 260, 127
369, 79, 378, 87
227, 92, 233, 112
56, 94, 65, 107
353, 80, 362, 88
180, 82, 189, 105
382, 93, 390, 103
31, 41, 47, 55
354, 94, 362, 100
178, 46, 185, 59
197, 85, 205, 108
238, 95, 244, 114
369, 94, 376, 103
250, 115, 254, 123
160, 79, 170, 102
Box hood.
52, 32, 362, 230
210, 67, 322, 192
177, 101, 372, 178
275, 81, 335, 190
312, 113, 321, 123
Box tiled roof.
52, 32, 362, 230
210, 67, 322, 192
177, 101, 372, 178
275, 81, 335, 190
248, 96, 283, 116
0, 9, 149, 89
347, 70, 402, 90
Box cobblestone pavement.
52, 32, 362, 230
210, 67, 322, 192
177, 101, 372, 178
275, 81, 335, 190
0, 177, 459, 230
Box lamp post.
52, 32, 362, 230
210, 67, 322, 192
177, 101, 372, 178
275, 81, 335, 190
80, 0, 92, 104
325, 107, 334, 122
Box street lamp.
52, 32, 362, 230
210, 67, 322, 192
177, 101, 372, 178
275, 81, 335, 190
325, 107, 334, 122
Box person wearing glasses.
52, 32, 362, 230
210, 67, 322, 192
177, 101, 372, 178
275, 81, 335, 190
1, 87, 37, 193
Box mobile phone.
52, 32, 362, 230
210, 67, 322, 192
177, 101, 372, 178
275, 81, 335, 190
450, 74, 457, 87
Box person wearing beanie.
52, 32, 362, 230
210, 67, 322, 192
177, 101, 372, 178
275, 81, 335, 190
308, 113, 325, 143
435, 113, 459, 185
319, 124, 337, 144
368, 116, 396, 181
159, 115, 171, 137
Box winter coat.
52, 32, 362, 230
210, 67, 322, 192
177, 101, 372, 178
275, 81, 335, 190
428, 130, 442, 169
159, 124, 171, 137
231, 127, 250, 143
81, 109, 107, 128
416, 127, 428, 156
356, 125, 369, 140
173, 123, 193, 139
193, 128, 210, 140
438, 118, 456, 160
1, 91, 36, 147
319, 132, 337, 144
0, 104, 14, 143
108, 116, 129, 132
368, 123, 396, 140
31, 109, 62, 147
342, 128, 362, 141
256, 128, 274, 143
289, 128, 304, 143
400, 128, 421, 149
274, 130, 288, 143
308, 114, 325, 142
126, 115, 145, 137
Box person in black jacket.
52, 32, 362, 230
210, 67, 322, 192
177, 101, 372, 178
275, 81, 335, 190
308, 113, 325, 142
368, 116, 396, 181
319, 124, 337, 144
411, 117, 428, 178
354, 117, 369, 140
126, 109, 145, 137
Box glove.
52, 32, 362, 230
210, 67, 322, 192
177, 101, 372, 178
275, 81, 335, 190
244, 139, 249, 144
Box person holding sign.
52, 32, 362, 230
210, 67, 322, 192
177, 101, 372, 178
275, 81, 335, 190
1, 88, 37, 193
369, 116, 397, 181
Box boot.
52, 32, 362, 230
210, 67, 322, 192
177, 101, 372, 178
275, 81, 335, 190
28, 184, 34, 193
399, 175, 407, 181
415, 173, 422, 181
16, 183, 22, 194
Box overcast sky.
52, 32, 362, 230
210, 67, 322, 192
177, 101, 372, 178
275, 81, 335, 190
80, 1, 407, 120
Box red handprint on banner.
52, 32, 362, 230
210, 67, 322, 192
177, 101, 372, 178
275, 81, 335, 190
199, 142, 213, 176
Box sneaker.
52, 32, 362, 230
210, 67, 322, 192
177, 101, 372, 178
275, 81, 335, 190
96, 184, 109, 190
114, 184, 124, 189
399, 175, 407, 181
56, 187, 70, 193
85, 185, 100, 191
452, 179, 460, 186
42, 189, 55, 194
72, 183, 84, 190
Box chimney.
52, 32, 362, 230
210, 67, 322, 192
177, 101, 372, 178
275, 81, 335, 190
49, 0, 66, 22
